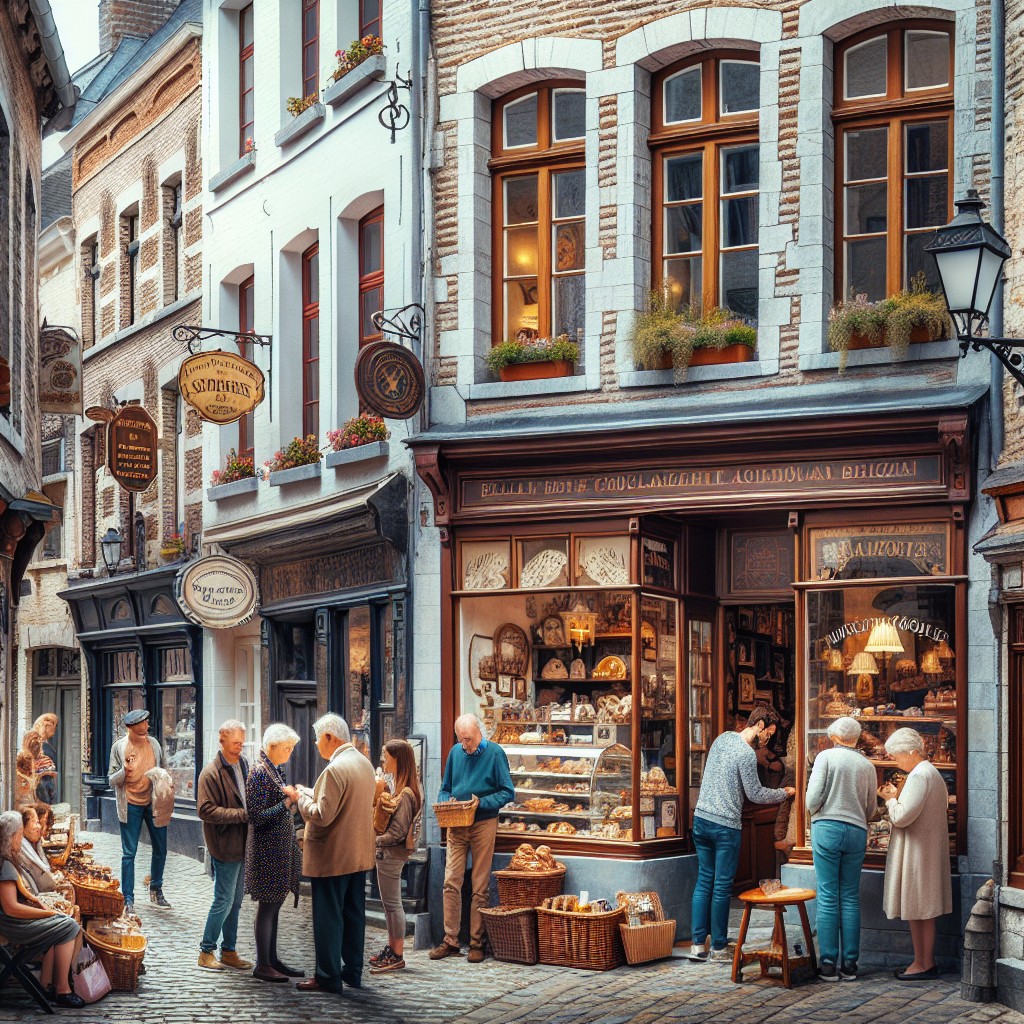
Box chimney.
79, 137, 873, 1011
98, 0, 182, 54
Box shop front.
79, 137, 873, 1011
412, 388, 981, 950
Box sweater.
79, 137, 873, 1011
805, 745, 877, 830
694, 731, 787, 830
438, 740, 514, 821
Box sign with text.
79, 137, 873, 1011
809, 523, 949, 580
354, 341, 425, 419
175, 555, 260, 629
39, 324, 83, 415
178, 351, 265, 425
108, 405, 158, 493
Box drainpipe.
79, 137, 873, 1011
27, 0, 79, 131
989, 0, 1005, 471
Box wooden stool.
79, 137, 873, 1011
731, 886, 817, 989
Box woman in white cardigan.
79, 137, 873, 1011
880, 727, 952, 981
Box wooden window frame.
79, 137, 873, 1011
301, 243, 319, 439
169, 182, 183, 303
239, 4, 255, 158
126, 214, 139, 326
238, 274, 255, 462
1010, 604, 1024, 888
833, 21, 953, 301
359, 0, 381, 40
649, 52, 760, 319
490, 81, 586, 346
358, 206, 384, 347
301, 0, 320, 100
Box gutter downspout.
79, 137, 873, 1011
27, 0, 79, 131
989, 0, 1005, 471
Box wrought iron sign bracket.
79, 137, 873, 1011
371, 303, 424, 347
958, 318, 1024, 390
173, 324, 273, 357
378, 64, 412, 144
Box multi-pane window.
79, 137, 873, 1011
238, 275, 255, 461
834, 24, 952, 301
239, 4, 254, 157
301, 243, 319, 439
359, 207, 383, 346
125, 213, 140, 326
359, 0, 381, 39
493, 83, 586, 346
651, 55, 760, 322
168, 182, 183, 303
301, 0, 319, 99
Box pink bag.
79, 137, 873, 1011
73, 942, 111, 1003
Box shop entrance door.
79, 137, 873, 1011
276, 683, 318, 789
31, 648, 82, 811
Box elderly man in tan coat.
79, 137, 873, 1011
284, 713, 375, 994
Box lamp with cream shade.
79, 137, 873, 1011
864, 620, 904, 657
848, 651, 880, 703
559, 598, 598, 652
920, 648, 943, 676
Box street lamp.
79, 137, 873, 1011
100, 527, 122, 575
925, 189, 1023, 386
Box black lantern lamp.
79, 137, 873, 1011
925, 189, 1023, 385
100, 527, 123, 575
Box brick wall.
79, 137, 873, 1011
99, 0, 182, 56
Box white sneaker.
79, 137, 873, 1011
708, 946, 733, 964
685, 944, 708, 962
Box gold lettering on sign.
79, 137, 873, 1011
261, 542, 401, 605
809, 523, 949, 579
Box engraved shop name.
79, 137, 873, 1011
826, 616, 950, 647
189, 582, 247, 608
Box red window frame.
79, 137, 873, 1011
238, 275, 255, 462
359, 0, 381, 39
358, 207, 384, 347
301, 243, 320, 439
239, 4, 254, 158
301, 0, 319, 100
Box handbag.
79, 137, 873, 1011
373, 790, 399, 835
73, 942, 112, 1003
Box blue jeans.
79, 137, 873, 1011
811, 819, 867, 965
200, 858, 245, 954
691, 815, 742, 951
118, 802, 167, 904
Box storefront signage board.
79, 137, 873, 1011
260, 541, 397, 607
809, 523, 949, 579
178, 351, 265, 425
108, 406, 158, 493
39, 324, 83, 415
175, 555, 260, 629
642, 537, 675, 590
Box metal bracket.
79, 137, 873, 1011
371, 303, 424, 346
172, 324, 273, 357
378, 64, 412, 144
959, 319, 1024, 390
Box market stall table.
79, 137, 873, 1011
731, 886, 817, 989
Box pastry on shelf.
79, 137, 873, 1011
546, 821, 576, 835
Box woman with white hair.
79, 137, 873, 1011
805, 715, 877, 981
880, 727, 952, 981
245, 723, 303, 983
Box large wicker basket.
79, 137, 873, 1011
494, 867, 565, 909
616, 890, 676, 965
433, 798, 477, 829
72, 881, 125, 921
536, 904, 626, 971
84, 924, 146, 992
480, 906, 538, 965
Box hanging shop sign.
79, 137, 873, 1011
108, 405, 158, 493
354, 341, 425, 419
178, 351, 266, 425
39, 324, 83, 415
175, 555, 260, 629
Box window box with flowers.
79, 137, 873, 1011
207, 448, 258, 501
266, 434, 323, 487
485, 335, 579, 383
324, 38, 386, 108
275, 95, 325, 148
160, 534, 187, 563
325, 415, 390, 469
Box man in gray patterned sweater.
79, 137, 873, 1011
687, 706, 795, 963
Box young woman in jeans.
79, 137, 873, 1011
369, 739, 422, 974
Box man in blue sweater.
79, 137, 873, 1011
430, 714, 514, 964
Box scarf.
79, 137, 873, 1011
20, 837, 49, 876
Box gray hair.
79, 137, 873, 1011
312, 713, 350, 743
0, 811, 23, 863
218, 719, 246, 738
262, 722, 300, 752
455, 713, 485, 739
884, 727, 925, 757
827, 716, 862, 745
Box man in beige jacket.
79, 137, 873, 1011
284, 713, 375, 994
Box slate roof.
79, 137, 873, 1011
40, 152, 72, 229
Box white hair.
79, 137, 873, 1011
455, 713, 485, 739
827, 716, 862, 745
884, 727, 925, 757
0, 811, 22, 862
218, 719, 246, 737
312, 713, 350, 743
262, 722, 300, 752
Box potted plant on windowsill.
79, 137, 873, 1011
160, 534, 186, 563
485, 334, 580, 382
329, 36, 384, 83
689, 308, 758, 367
327, 414, 389, 451
286, 94, 318, 117
264, 434, 323, 485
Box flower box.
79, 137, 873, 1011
209, 151, 256, 193
269, 462, 322, 487
324, 54, 387, 107
847, 325, 936, 351
274, 102, 325, 148
207, 477, 258, 502
326, 441, 389, 469
498, 360, 574, 382
689, 343, 755, 366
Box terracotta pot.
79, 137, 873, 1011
655, 351, 673, 370
848, 325, 944, 351
689, 343, 754, 367
498, 360, 574, 382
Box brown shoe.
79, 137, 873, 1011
467, 946, 486, 964
198, 952, 225, 971
252, 965, 288, 983
428, 942, 462, 960
296, 977, 341, 993
219, 951, 253, 971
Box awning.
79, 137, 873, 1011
11, 488, 62, 521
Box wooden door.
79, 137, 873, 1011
276, 682, 318, 789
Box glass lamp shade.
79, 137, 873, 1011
559, 600, 597, 648
864, 620, 904, 655
847, 651, 879, 676
920, 649, 943, 675
100, 527, 122, 573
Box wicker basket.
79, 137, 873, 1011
72, 881, 125, 920
536, 905, 626, 971
480, 906, 538, 965
84, 925, 146, 992
494, 868, 565, 909
433, 798, 477, 829
619, 919, 676, 964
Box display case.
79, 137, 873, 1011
686, 614, 713, 825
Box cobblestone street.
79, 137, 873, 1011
1, 832, 1023, 1024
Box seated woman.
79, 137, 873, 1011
19, 807, 58, 895
0, 810, 82, 1007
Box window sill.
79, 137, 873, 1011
268, 462, 322, 487
325, 441, 389, 469
619, 360, 772, 388
0, 414, 25, 456
275, 103, 326, 148
799, 338, 962, 372
209, 151, 256, 193
207, 477, 258, 502
324, 55, 387, 108
30, 557, 67, 570
468, 375, 592, 401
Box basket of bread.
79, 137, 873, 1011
432, 795, 479, 830
536, 893, 626, 970
616, 890, 676, 964
493, 843, 567, 908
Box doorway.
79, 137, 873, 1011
276, 682, 318, 789
31, 649, 82, 812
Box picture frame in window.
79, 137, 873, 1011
737, 639, 754, 667
576, 535, 631, 586
754, 607, 772, 635
737, 607, 754, 632
496, 674, 514, 699
594, 724, 615, 748
514, 676, 529, 702
541, 615, 566, 647
738, 671, 755, 709
461, 540, 511, 591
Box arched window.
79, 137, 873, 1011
834, 23, 952, 301
650, 54, 760, 322
491, 82, 586, 346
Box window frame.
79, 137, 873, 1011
301, 242, 320, 439
359, 0, 381, 40
169, 182, 183, 303
833, 21, 954, 302
301, 0, 320, 100
238, 274, 255, 462
490, 80, 586, 347
649, 51, 761, 320
239, 3, 255, 158
1010, 604, 1024, 888
125, 213, 140, 326
358, 206, 384, 347
85, 236, 100, 346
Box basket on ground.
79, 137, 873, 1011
616, 890, 675, 965
432, 798, 477, 829
494, 867, 565, 908
480, 906, 538, 965
84, 923, 146, 992
72, 881, 124, 920
536, 904, 626, 971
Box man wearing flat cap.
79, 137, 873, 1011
108, 709, 173, 911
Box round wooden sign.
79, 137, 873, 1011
108, 405, 159, 493
178, 351, 265, 425
353, 341, 425, 420
174, 555, 260, 629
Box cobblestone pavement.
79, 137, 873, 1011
1, 831, 1023, 1024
